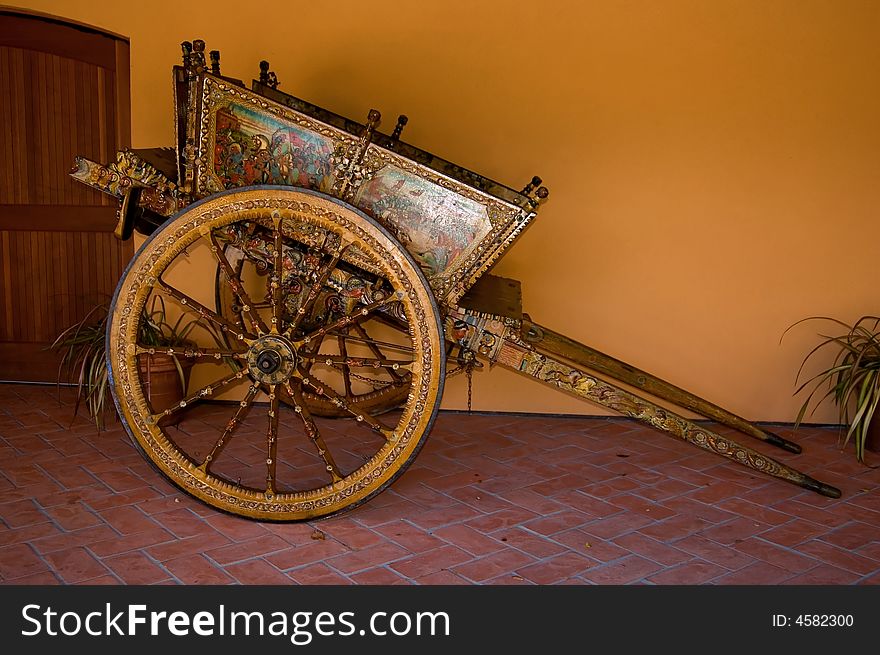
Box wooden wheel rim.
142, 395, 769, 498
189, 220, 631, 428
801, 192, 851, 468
108, 187, 445, 520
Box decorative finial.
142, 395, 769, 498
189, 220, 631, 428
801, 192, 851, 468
191, 39, 206, 68
366, 109, 381, 129
259, 60, 279, 89
181, 41, 192, 67
209, 50, 221, 75
535, 186, 549, 200
521, 176, 542, 196
391, 115, 408, 141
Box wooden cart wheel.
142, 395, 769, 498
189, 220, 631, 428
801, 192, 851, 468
108, 187, 445, 520
215, 246, 411, 418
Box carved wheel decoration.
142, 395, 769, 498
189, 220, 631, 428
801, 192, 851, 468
108, 187, 445, 520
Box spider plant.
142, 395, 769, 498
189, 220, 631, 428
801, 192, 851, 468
50, 296, 204, 430
786, 315, 880, 462
50, 303, 111, 430
138, 295, 199, 390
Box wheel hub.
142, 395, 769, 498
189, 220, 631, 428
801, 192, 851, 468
247, 335, 298, 384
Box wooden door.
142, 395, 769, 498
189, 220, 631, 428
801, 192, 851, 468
0, 10, 132, 381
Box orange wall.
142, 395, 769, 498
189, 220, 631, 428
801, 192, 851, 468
9, 0, 880, 421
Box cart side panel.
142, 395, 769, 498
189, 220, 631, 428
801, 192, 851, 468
190, 75, 534, 305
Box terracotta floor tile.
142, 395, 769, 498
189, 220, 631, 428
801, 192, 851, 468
647, 560, 728, 585
780, 564, 860, 585
205, 534, 292, 566
822, 522, 878, 550
264, 540, 349, 571
638, 514, 714, 541
672, 534, 756, 571
403, 503, 484, 530
288, 562, 354, 585
581, 555, 663, 585
145, 533, 232, 562
0, 543, 49, 579
712, 562, 795, 585
164, 554, 235, 584
700, 517, 773, 546
2, 570, 60, 584
225, 559, 292, 585
464, 507, 540, 533
492, 527, 568, 559
522, 511, 594, 536
103, 552, 170, 585
0, 522, 61, 548
0, 499, 48, 528
580, 512, 655, 540
313, 519, 385, 550
432, 524, 504, 556
612, 532, 691, 567
413, 570, 470, 585
732, 538, 818, 573
552, 529, 631, 563
43, 546, 109, 583
89, 526, 176, 557
451, 549, 537, 583
204, 514, 270, 542
758, 519, 831, 547
515, 552, 595, 584
389, 545, 474, 580
348, 566, 411, 585
29, 525, 118, 555
40, 503, 102, 531
796, 540, 880, 575
715, 498, 796, 526
492, 488, 567, 515
324, 542, 410, 574
150, 508, 213, 539
372, 520, 444, 553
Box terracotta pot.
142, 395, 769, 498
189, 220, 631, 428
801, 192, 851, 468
137, 353, 193, 426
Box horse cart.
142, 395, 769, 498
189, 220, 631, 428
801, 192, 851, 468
70, 41, 839, 520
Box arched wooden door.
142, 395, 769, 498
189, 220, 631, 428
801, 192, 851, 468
0, 9, 132, 381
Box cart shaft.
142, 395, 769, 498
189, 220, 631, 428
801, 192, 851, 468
446, 307, 840, 498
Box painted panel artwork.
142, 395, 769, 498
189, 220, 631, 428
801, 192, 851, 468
211, 103, 335, 192
354, 166, 492, 279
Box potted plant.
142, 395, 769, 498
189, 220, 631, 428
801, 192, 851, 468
135, 296, 198, 426
50, 303, 113, 429
787, 315, 880, 462
51, 297, 197, 429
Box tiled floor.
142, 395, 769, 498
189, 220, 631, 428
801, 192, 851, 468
1, 382, 878, 585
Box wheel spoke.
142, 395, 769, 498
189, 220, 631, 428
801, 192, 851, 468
265, 384, 280, 494
199, 384, 258, 471
158, 280, 253, 342
301, 296, 394, 345
352, 323, 406, 380
326, 329, 415, 355
150, 367, 250, 422
136, 346, 246, 359
283, 382, 343, 482
305, 354, 414, 372
287, 244, 349, 336
269, 213, 284, 334
210, 234, 270, 335
300, 372, 393, 438
337, 332, 354, 398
